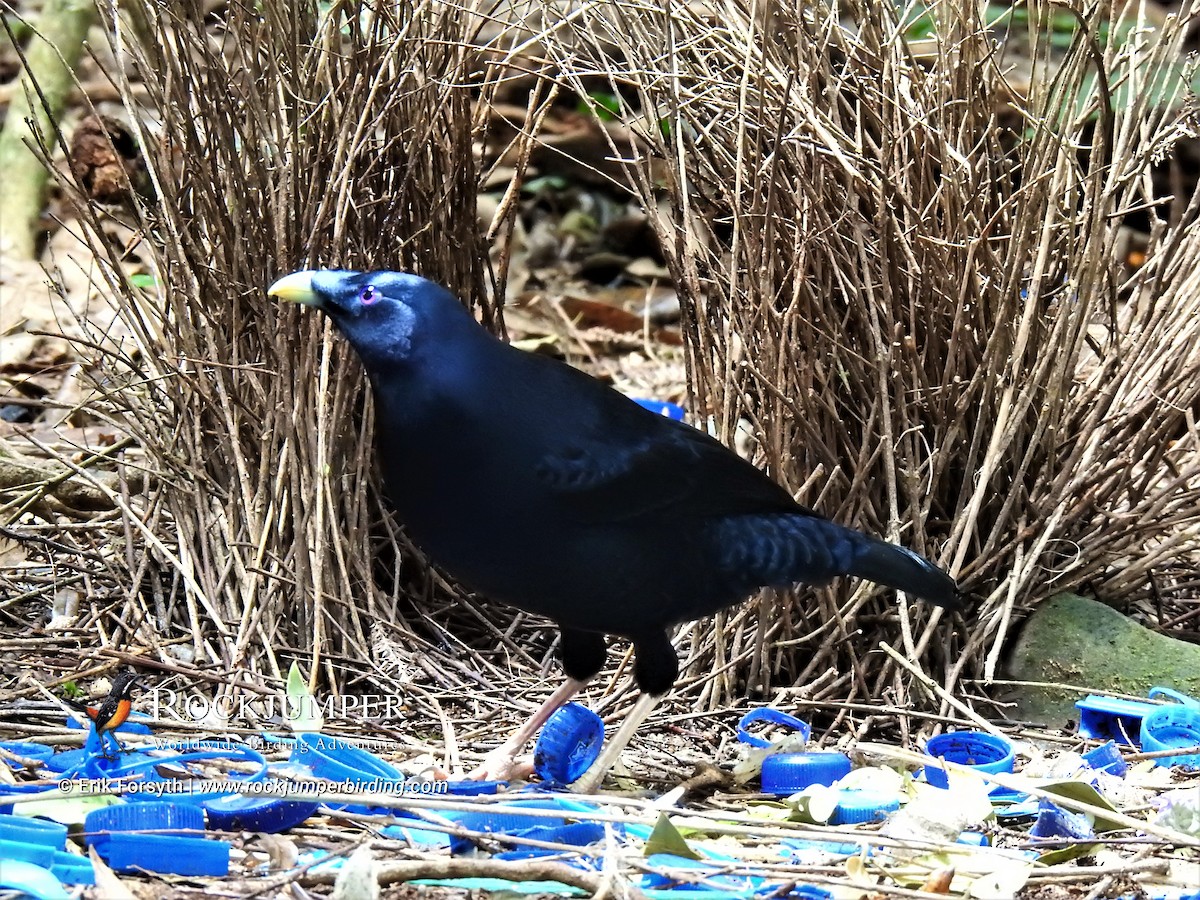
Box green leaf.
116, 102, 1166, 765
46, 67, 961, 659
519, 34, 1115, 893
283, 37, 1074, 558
578, 91, 621, 122
128, 273, 156, 289
1037, 842, 1099, 865
644, 813, 700, 859
286, 662, 324, 733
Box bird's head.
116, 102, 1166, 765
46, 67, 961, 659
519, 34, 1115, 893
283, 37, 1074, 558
268, 269, 479, 373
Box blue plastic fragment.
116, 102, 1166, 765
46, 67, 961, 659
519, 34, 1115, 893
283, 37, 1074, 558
202, 792, 319, 833
442, 779, 505, 795
761, 752, 851, 796
1029, 798, 1095, 840
633, 399, 686, 420
780, 837, 862, 860
289, 732, 405, 813
102, 833, 230, 876
1141, 702, 1200, 769
924, 731, 1014, 789
736, 709, 812, 748
641, 852, 761, 892
958, 830, 990, 846
0, 813, 68, 847
0, 741, 55, 766
830, 789, 901, 825
1081, 741, 1128, 776
534, 702, 605, 784
49, 851, 96, 886
0, 859, 70, 900
1075, 695, 1159, 743
84, 801, 205, 851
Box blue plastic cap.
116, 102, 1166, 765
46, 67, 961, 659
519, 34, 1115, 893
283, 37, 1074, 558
533, 702, 604, 784
1140, 704, 1200, 769
0, 813, 68, 848
201, 793, 319, 833
84, 801, 205, 850
830, 790, 901, 825
761, 752, 852, 795
736, 709, 812, 748
924, 731, 1015, 788
1081, 741, 1128, 776
101, 833, 230, 876
958, 831, 990, 846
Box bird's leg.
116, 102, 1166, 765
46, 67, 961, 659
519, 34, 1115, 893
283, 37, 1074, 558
569, 691, 661, 794
468, 677, 585, 780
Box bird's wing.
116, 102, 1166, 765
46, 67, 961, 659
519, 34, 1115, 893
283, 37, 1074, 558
533, 405, 803, 524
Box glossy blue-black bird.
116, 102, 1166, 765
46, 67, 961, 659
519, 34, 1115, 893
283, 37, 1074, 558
269, 269, 962, 790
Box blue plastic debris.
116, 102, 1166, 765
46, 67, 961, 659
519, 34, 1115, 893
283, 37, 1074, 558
1029, 798, 1095, 840
1141, 701, 1200, 769
0, 859, 70, 900
1074, 689, 1184, 744
533, 702, 605, 784
641, 852, 762, 893
924, 731, 1014, 789
103, 832, 230, 876
1081, 740, 1128, 776
202, 792, 319, 833
0, 814, 92, 888
958, 831, 990, 846
633, 399, 686, 420
830, 789, 901, 825
0, 741, 55, 766
761, 752, 851, 796
735, 709, 812, 748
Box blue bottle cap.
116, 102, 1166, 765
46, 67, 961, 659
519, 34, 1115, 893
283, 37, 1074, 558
736, 708, 812, 748
0, 813, 68, 848
1140, 704, 1200, 769
0, 859, 70, 900
533, 702, 604, 784
101, 833, 230, 876
201, 792, 319, 833
924, 731, 1014, 788
84, 801, 205, 850
830, 790, 901, 825
761, 752, 852, 795
958, 831, 990, 846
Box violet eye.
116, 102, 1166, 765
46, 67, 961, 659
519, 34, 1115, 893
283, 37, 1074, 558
360, 285, 378, 305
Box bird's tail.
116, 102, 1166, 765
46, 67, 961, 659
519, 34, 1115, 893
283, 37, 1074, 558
848, 533, 962, 611
715, 514, 962, 611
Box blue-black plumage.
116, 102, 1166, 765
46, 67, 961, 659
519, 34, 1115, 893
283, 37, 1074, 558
269, 269, 962, 785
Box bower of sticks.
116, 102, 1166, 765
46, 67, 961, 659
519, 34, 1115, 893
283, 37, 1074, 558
3, 0, 1200, 750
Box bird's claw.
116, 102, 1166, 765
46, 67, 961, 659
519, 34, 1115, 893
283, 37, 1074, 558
467, 750, 535, 782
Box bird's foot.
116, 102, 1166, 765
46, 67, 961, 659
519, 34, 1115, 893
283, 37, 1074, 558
466, 749, 535, 782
